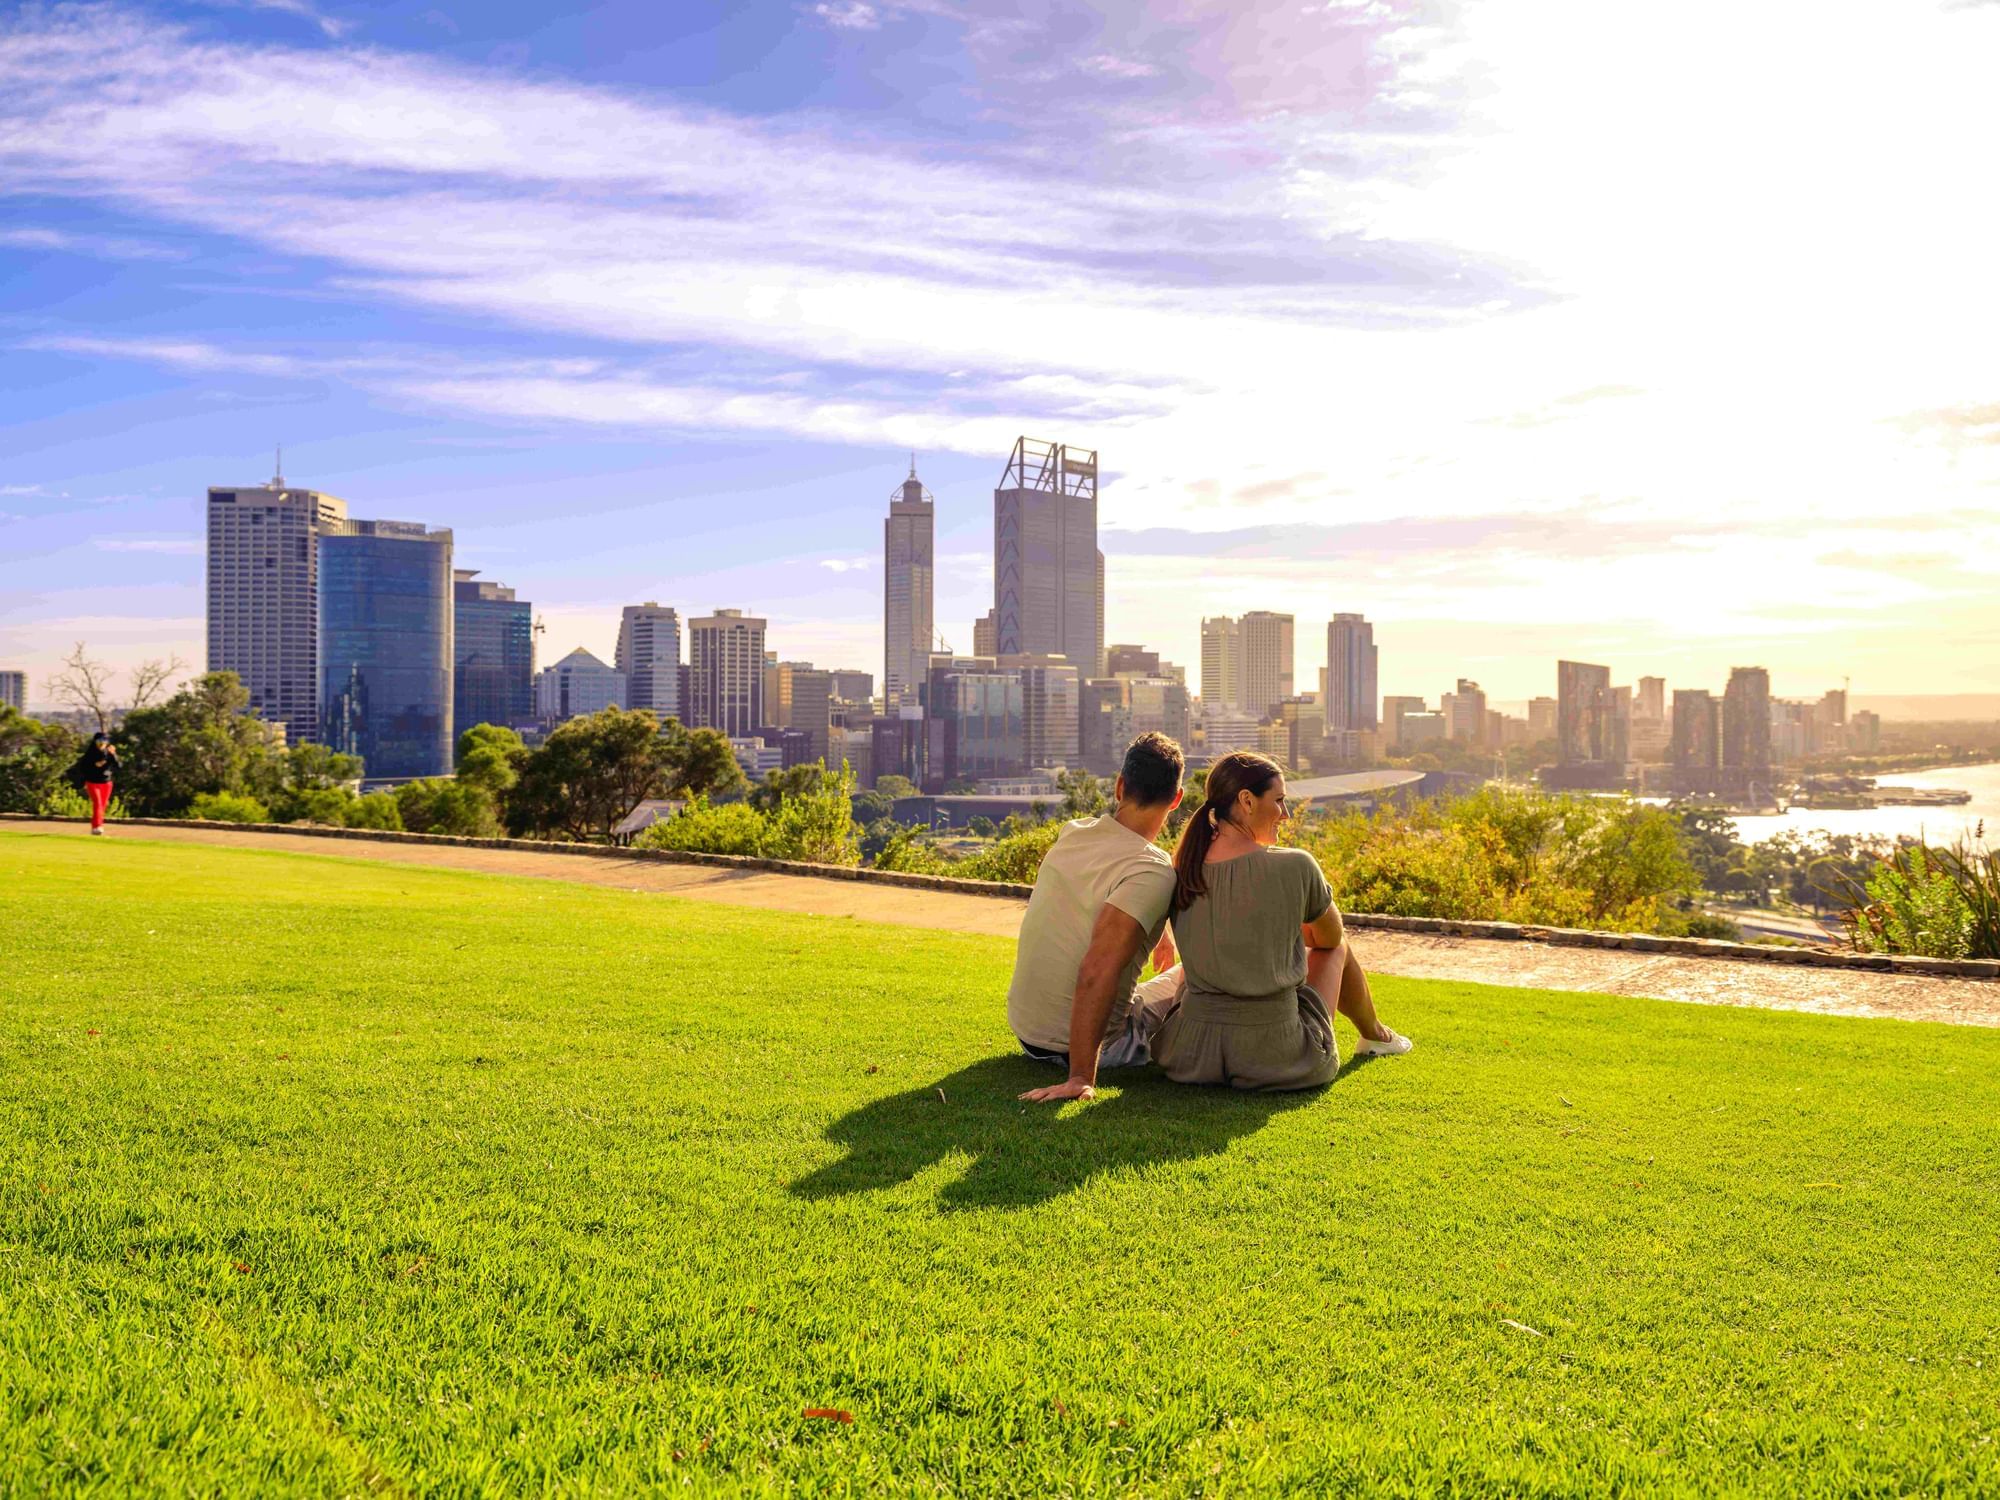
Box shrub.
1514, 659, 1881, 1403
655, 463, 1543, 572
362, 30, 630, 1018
397, 778, 499, 837
269, 785, 356, 825
868, 824, 954, 874
1843, 845, 1976, 959
636, 798, 772, 857
763, 763, 860, 866
345, 792, 404, 831
39, 784, 127, 821
950, 819, 1066, 885
187, 790, 270, 823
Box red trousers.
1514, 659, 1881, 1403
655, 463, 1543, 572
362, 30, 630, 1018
86, 781, 112, 828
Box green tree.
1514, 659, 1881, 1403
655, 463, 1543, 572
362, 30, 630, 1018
507, 707, 676, 842
966, 815, 997, 838
0, 705, 80, 814
114, 672, 284, 815
265, 742, 365, 824
874, 774, 918, 801
635, 798, 770, 856
665, 721, 748, 802
763, 762, 860, 865
1057, 767, 1108, 818
456, 723, 527, 796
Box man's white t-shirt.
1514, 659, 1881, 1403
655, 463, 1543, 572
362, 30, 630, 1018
1006, 815, 1178, 1052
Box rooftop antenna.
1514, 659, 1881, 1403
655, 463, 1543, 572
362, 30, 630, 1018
909, 450, 917, 478
270, 443, 285, 488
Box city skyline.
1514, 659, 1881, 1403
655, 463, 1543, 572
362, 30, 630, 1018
3, 2, 1998, 704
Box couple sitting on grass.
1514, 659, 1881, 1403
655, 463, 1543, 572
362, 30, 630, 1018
1011, 733, 1411, 1102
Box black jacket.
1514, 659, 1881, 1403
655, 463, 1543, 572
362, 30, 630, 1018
72, 744, 119, 785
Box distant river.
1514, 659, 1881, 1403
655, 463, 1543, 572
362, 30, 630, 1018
1727, 762, 2000, 847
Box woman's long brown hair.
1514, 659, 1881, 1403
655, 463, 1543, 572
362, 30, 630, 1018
1171, 750, 1283, 912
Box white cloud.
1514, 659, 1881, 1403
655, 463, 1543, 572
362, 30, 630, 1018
1, 3, 1996, 694
818, 557, 872, 573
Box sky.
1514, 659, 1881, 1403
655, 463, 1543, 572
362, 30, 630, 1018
3, 0, 1998, 712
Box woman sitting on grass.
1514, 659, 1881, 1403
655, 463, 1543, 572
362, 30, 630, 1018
1150, 750, 1411, 1090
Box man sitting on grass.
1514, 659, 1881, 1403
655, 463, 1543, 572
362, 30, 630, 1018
1011, 732, 1185, 1104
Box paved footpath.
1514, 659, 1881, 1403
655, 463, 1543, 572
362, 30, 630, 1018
11, 821, 1997, 1028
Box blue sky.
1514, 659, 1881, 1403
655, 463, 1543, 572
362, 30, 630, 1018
3, 0, 1998, 710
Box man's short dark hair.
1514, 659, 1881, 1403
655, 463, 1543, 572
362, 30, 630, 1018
1119, 731, 1185, 807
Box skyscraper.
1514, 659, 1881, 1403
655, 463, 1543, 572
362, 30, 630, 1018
1442, 679, 1488, 744
453, 570, 534, 734
1105, 643, 1159, 677
1002, 653, 1081, 769
207, 465, 348, 743
1382, 695, 1426, 747
1722, 666, 1772, 794
1324, 613, 1378, 731
615, 603, 682, 721
1557, 660, 1614, 764
318, 519, 454, 780
1200, 617, 1241, 709
883, 459, 934, 709
1238, 611, 1293, 719
972, 609, 998, 658
689, 609, 766, 737
993, 437, 1101, 676
1670, 689, 1720, 794
0, 671, 23, 712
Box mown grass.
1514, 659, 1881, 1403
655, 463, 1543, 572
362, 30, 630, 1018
2, 826, 1996, 1497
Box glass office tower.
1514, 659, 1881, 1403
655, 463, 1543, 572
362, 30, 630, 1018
454, 569, 534, 732
319, 520, 454, 780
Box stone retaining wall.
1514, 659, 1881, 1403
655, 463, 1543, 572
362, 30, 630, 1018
11, 812, 1997, 982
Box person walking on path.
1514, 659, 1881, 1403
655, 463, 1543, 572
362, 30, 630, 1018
72, 731, 120, 835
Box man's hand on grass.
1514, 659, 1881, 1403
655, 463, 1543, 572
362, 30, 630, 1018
1019, 1078, 1095, 1104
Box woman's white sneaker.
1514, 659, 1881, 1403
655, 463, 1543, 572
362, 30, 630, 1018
1353, 1028, 1412, 1057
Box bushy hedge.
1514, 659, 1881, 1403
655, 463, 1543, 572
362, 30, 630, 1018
637, 765, 860, 866
187, 790, 270, 823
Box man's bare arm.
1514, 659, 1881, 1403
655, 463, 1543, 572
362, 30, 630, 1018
1018, 904, 1147, 1103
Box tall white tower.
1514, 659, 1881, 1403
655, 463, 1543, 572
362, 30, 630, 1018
883, 456, 934, 709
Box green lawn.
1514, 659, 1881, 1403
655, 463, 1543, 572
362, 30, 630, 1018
2, 827, 1996, 1497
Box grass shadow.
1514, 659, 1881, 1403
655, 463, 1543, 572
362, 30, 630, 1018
790, 1054, 1323, 1211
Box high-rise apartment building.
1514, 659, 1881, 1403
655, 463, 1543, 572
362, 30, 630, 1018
689, 609, 766, 737
319, 519, 454, 780
1442, 679, 1488, 745
453, 570, 533, 734
0, 671, 23, 712
1238, 611, 1293, 719
1557, 660, 1614, 764
1200, 617, 1241, 709
789, 668, 834, 765
615, 603, 682, 722
1669, 689, 1720, 794
829, 669, 874, 704
535, 648, 626, 724
993, 437, 1102, 676
1636, 676, 1666, 722
1381, 695, 1426, 747
884, 460, 934, 708
923, 655, 1024, 788
207, 467, 348, 743
1325, 614, 1378, 731
1106, 643, 1159, 677
1722, 666, 1772, 793
1527, 696, 1558, 742
1002, 654, 1081, 770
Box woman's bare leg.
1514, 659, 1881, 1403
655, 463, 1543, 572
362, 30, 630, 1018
1306, 942, 1390, 1041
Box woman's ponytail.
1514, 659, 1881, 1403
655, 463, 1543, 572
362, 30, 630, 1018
1170, 750, 1283, 913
